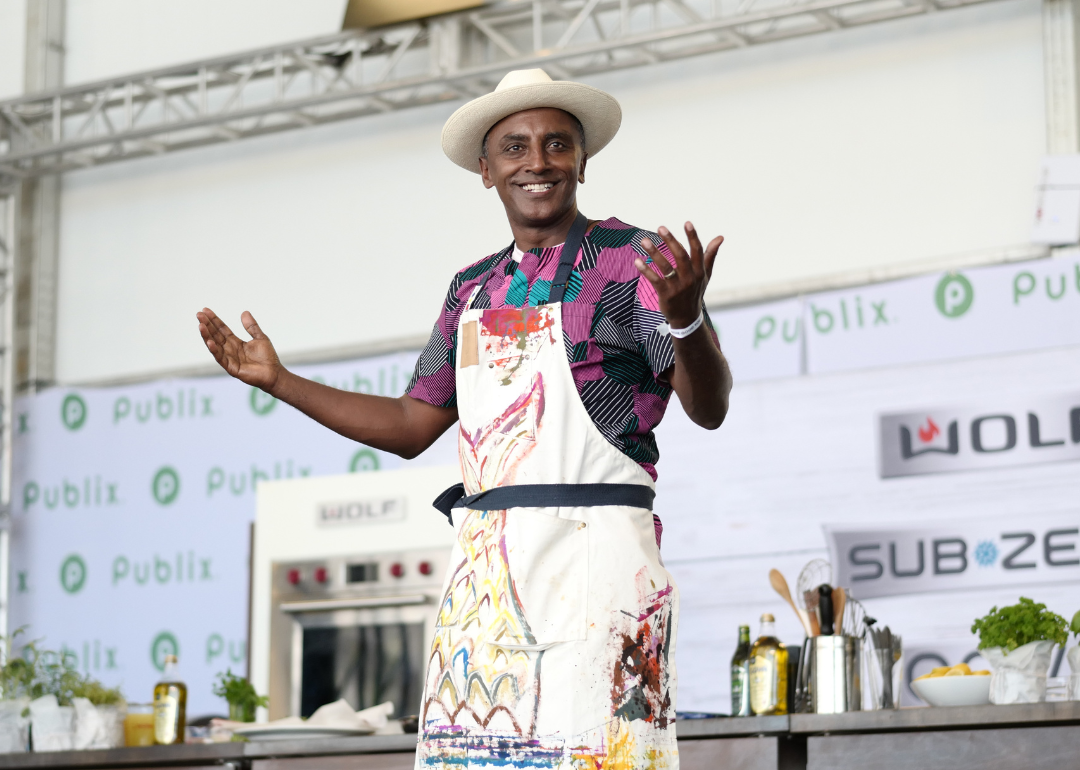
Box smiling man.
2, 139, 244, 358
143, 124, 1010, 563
198, 68, 731, 770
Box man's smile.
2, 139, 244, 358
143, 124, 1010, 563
519, 181, 557, 194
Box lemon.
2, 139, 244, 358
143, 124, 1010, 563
949, 663, 972, 676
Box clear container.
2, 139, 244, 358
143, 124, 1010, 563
124, 703, 155, 747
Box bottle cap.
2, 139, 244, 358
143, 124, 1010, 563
164, 654, 178, 664
761, 613, 775, 622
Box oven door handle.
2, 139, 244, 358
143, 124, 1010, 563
279, 594, 430, 613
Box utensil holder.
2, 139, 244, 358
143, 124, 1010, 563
796, 636, 862, 714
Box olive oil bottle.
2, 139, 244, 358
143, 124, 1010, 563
749, 613, 788, 715
730, 625, 752, 716
153, 655, 188, 744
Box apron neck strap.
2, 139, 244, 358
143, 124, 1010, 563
546, 211, 588, 305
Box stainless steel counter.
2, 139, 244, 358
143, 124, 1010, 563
2, 704, 1077, 770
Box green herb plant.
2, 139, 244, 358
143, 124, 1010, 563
1071, 610, 1080, 638
0, 631, 123, 706
970, 597, 1068, 652
212, 669, 268, 723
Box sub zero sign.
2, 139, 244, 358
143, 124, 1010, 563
825, 513, 1080, 599
878, 393, 1080, 478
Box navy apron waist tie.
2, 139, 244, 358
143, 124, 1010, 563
432, 483, 655, 523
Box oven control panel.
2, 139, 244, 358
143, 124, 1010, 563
272, 548, 449, 598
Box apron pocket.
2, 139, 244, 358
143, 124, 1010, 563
501, 509, 589, 645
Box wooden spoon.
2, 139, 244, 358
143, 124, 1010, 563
833, 586, 846, 636
769, 568, 812, 637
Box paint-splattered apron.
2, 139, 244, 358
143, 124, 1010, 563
417, 215, 680, 770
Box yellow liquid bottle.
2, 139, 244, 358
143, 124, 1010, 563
749, 613, 789, 715
153, 655, 188, 745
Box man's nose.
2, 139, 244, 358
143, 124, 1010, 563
523, 144, 549, 173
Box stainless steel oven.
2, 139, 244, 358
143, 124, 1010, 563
268, 548, 450, 720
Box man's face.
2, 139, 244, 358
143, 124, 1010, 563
479, 108, 587, 228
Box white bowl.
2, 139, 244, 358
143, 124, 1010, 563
911, 675, 991, 707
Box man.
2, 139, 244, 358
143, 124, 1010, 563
198, 69, 731, 770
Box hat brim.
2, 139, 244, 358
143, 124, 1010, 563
441, 80, 622, 173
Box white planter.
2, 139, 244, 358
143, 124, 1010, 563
1068, 645, 1080, 700
982, 640, 1056, 705
73, 699, 126, 749
29, 696, 75, 752
0, 700, 30, 753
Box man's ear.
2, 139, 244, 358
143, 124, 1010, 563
479, 157, 495, 189
578, 152, 588, 184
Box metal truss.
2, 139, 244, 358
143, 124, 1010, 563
0, 0, 1002, 181
0, 189, 15, 646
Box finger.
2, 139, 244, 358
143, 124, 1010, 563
684, 222, 705, 277
241, 310, 269, 341
639, 237, 676, 279
635, 238, 669, 280
703, 235, 724, 279
197, 313, 228, 350
204, 308, 239, 345
634, 257, 665, 288
656, 226, 691, 276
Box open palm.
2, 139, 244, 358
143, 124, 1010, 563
196, 308, 282, 391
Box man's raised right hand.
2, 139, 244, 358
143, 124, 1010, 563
197, 308, 283, 393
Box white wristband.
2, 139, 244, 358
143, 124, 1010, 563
660, 312, 705, 339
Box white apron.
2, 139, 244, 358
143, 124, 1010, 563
416, 225, 680, 770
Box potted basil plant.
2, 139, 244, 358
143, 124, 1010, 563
970, 598, 1068, 705
212, 670, 268, 723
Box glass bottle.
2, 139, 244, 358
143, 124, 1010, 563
153, 655, 188, 744
749, 613, 789, 716
730, 625, 752, 716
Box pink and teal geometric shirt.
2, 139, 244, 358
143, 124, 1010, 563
406, 217, 718, 483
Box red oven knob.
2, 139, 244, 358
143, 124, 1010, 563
314, 567, 328, 584
390, 563, 405, 578
418, 561, 433, 576
287, 569, 301, 585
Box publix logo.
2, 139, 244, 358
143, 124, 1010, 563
61, 394, 88, 431
60, 554, 87, 594
250, 387, 277, 416
152, 466, 181, 506
935, 273, 973, 319
150, 631, 180, 672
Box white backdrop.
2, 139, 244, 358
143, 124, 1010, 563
54, 0, 1044, 384
11, 254, 1080, 715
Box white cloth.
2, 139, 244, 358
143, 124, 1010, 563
984, 640, 1055, 704
416, 301, 679, 769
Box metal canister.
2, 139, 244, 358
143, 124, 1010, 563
804, 636, 862, 714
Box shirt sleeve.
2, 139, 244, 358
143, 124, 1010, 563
406, 321, 457, 408
405, 277, 464, 409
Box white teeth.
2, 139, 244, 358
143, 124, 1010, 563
523, 183, 554, 192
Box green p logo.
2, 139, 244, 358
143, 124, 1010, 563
61, 394, 88, 431
152, 466, 181, 506
349, 449, 380, 472
250, 387, 277, 416
60, 554, 87, 594
150, 631, 179, 671
935, 273, 973, 318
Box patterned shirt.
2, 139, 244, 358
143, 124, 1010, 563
407, 217, 717, 483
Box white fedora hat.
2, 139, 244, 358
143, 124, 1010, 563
441, 68, 622, 174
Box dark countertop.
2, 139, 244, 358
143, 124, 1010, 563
790, 701, 1080, 734
2, 703, 1079, 769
